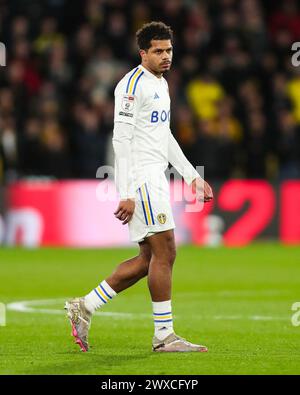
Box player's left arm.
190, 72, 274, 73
168, 130, 213, 202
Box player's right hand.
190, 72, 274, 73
114, 199, 135, 225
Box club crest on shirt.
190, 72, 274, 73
157, 213, 167, 225
122, 95, 135, 111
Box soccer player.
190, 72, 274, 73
65, 21, 213, 353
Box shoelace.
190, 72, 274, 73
69, 303, 81, 324
173, 335, 192, 346
78, 315, 89, 325
153, 335, 193, 351
70, 304, 90, 326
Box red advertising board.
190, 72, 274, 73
2, 180, 300, 247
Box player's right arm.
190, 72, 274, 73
112, 79, 139, 224
112, 122, 136, 224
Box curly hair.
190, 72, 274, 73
136, 21, 173, 50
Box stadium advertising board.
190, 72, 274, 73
3, 180, 300, 247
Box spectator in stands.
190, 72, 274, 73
72, 105, 108, 178
0, 0, 298, 183
186, 72, 225, 120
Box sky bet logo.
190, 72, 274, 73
151, 110, 171, 123
0, 42, 6, 66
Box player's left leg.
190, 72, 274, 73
105, 240, 151, 292
145, 230, 208, 353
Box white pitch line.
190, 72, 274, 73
6, 299, 148, 318
213, 315, 288, 321
6, 298, 290, 322
179, 289, 292, 297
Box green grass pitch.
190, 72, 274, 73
0, 244, 300, 375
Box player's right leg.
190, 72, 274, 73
64, 297, 91, 352
65, 241, 151, 352
105, 240, 151, 292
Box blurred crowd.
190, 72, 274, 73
0, 0, 300, 183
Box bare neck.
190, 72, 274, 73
141, 62, 162, 79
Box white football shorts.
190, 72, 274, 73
128, 172, 175, 243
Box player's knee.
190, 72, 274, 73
129, 259, 149, 279
139, 250, 151, 276
165, 236, 176, 265
139, 264, 149, 278
167, 245, 176, 266
140, 248, 152, 264
153, 246, 176, 267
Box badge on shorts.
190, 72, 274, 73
157, 213, 167, 224
121, 95, 135, 111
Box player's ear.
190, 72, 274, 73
139, 49, 147, 61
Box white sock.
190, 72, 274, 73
152, 300, 174, 341
84, 280, 117, 314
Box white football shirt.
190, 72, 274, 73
114, 64, 171, 189
113, 64, 200, 199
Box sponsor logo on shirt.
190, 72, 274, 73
151, 110, 171, 123
121, 95, 135, 111
119, 111, 133, 117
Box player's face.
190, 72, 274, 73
141, 39, 173, 75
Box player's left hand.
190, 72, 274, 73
114, 199, 135, 225
191, 177, 213, 203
